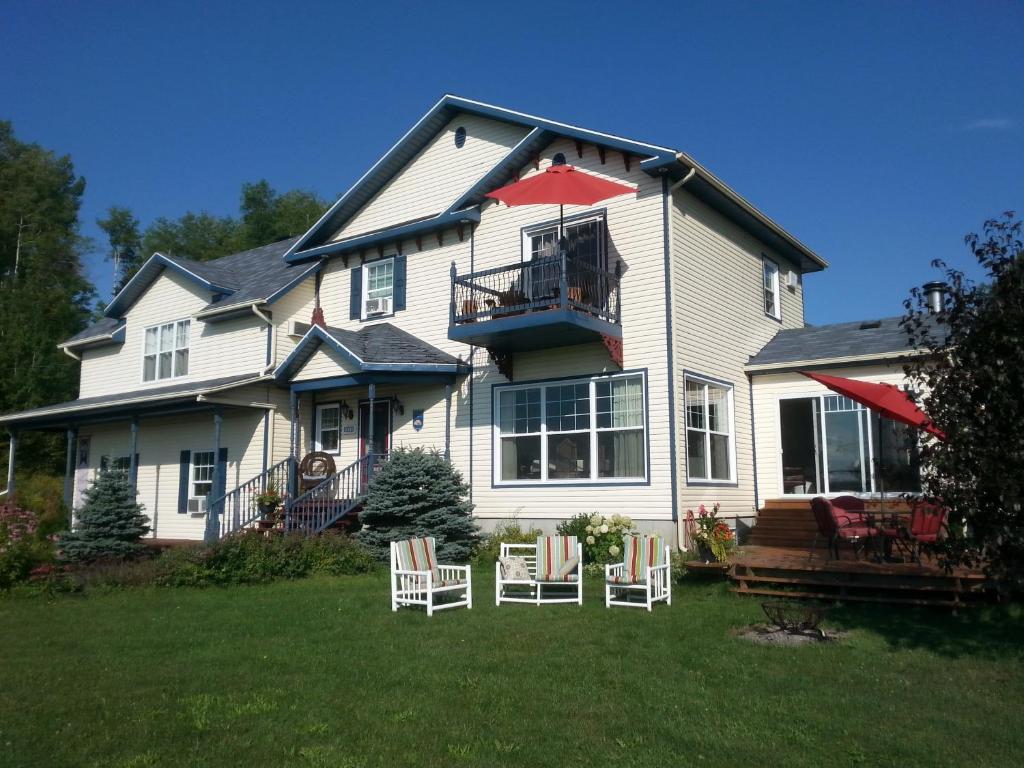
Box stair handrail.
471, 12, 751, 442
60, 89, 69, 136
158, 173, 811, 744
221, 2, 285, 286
213, 457, 294, 539
284, 452, 388, 535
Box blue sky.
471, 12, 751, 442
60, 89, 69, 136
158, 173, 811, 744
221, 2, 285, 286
2, 0, 1021, 324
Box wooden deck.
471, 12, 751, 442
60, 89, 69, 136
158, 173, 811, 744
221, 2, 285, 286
729, 545, 988, 607
733, 499, 988, 607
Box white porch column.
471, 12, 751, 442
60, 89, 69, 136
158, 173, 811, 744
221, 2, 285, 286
5, 431, 17, 498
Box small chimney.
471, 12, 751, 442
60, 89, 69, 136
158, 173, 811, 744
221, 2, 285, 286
922, 281, 946, 314
311, 306, 326, 328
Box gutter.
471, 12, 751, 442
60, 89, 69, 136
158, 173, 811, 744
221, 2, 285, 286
251, 305, 277, 375
195, 395, 277, 409
744, 348, 932, 374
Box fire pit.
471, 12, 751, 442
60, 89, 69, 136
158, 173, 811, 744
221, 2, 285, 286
760, 600, 828, 634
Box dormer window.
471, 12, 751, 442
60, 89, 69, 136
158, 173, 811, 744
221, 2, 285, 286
143, 319, 190, 382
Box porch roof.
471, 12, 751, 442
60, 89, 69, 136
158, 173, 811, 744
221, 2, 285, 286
276, 323, 468, 384
0, 373, 270, 430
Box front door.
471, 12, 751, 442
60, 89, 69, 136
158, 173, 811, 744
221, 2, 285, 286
359, 400, 391, 486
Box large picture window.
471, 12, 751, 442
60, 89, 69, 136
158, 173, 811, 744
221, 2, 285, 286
495, 373, 646, 484
685, 375, 735, 483
143, 319, 190, 382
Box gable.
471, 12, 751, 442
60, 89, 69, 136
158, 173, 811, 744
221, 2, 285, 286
291, 344, 359, 382
126, 268, 212, 323
333, 113, 530, 241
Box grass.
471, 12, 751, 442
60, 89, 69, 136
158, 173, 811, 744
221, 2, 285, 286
1, 572, 1022, 768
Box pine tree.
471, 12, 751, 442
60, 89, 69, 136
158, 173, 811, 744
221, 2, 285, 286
357, 448, 479, 562
58, 471, 150, 563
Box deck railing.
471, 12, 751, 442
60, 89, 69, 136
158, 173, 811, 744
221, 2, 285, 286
211, 457, 293, 539
450, 254, 621, 326
283, 452, 387, 535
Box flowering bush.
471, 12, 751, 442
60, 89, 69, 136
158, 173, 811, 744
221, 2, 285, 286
0, 503, 56, 589
689, 503, 735, 562
557, 512, 636, 564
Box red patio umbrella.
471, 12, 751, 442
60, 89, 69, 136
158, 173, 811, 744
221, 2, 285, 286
485, 165, 636, 239
801, 371, 945, 518
800, 372, 946, 441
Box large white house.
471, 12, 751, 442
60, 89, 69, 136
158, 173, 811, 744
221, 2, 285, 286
0, 96, 927, 544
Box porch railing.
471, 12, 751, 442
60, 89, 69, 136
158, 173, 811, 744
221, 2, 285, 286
211, 457, 294, 539
283, 452, 387, 536
450, 254, 621, 326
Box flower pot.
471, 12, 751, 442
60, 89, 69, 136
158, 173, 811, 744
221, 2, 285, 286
257, 501, 279, 518
696, 542, 717, 563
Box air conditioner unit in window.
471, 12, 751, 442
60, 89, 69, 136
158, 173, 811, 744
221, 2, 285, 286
288, 320, 311, 337
784, 269, 799, 289
364, 297, 391, 316
187, 497, 208, 516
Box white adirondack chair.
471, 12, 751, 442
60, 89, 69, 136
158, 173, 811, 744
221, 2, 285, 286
390, 537, 472, 617
495, 535, 583, 606
605, 534, 672, 611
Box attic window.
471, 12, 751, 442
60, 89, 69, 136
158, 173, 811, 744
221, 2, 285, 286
859, 320, 882, 330
454, 126, 467, 148
552, 152, 567, 166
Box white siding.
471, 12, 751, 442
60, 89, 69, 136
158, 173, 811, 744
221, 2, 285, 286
79, 407, 266, 541
749, 363, 908, 504
333, 114, 530, 240
291, 345, 359, 382
670, 188, 806, 527
79, 270, 266, 398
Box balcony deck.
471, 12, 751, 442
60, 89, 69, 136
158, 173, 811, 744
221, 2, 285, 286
448, 254, 621, 352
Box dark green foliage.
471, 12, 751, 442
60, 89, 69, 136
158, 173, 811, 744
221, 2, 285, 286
472, 519, 543, 563
0, 503, 54, 589
902, 211, 1024, 590
0, 121, 94, 473
135, 179, 329, 263
58, 470, 150, 563
66, 532, 377, 590
97, 205, 142, 293
357, 447, 479, 562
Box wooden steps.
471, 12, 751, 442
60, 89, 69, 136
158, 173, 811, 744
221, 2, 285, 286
728, 545, 989, 608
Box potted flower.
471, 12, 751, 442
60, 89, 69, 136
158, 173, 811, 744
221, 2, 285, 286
690, 503, 735, 563
255, 480, 282, 520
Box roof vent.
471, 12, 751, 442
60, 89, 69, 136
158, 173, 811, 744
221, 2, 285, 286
454, 126, 466, 149
923, 281, 946, 314
858, 320, 882, 330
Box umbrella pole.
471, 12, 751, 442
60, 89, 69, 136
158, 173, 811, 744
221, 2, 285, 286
559, 204, 564, 246
877, 410, 886, 514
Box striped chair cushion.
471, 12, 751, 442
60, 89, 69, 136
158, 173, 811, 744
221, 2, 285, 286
536, 536, 579, 581
394, 537, 441, 584
608, 535, 666, 584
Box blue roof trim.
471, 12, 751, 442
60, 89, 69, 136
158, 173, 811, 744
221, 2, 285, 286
291, 372, 457, 393
285, 95, 677, 261
105, 253, 237, 318
286, 208, 480, 264
266, 260, 322, 304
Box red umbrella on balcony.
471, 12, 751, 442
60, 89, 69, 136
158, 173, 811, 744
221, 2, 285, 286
485, 165, 636, 238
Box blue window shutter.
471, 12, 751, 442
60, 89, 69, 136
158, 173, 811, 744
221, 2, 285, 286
216, 448, 228, 498
349, 267, 363, 320
394, 254, 407, 311
178, 450, 190, 513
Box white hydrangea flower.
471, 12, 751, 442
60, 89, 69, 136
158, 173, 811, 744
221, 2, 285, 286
585, 525, 593, 534
586, 535, 596, 545
623, 516, 633, 527
600, 524, 609, 534
609, 545, 620, 556
611, 513, 622, 524
590, 514, 602, 526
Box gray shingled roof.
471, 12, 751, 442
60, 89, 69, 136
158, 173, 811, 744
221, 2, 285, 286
747, 315, 936, 369
63, 236, 313, 347
60, 316, 125, 345
0, 373, 265, 426
323, 323, 464, 366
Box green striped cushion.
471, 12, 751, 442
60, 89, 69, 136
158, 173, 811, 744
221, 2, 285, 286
395, 537, 441, 583
536, 536, 578, 581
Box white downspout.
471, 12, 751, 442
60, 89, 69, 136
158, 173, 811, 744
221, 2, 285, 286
252, 305, 276, 375
61, 346, 81, 361
667, 166, 696, 549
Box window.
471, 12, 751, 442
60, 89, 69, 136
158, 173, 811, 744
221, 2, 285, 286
361, 258, 394, 318
190, 450, 215, 498
316, 404, 341, 455
143, 320, 190, 382
495, 373, 646, 484
685, 375, 735, 483
762, 257, 780, 320
100, 455, 131, 473
779, 394, 921, 495
524, 215, 605, 270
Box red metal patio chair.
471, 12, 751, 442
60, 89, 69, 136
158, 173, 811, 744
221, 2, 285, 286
830, 495, 869, 526
809, 496, 878, 561
906, 501, 946, 564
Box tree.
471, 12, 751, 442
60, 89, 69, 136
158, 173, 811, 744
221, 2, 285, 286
901, 211, 1024, 590
141, 211, 239, 262
98, 205, 142, 293
357, 448, 479, 562
58, 470, 150, 563
0, 121, 94, 473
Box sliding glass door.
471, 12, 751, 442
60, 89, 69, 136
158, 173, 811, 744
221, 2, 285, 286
779, 394, 920, 495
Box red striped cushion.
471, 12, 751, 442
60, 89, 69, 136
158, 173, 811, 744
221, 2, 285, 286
536, 536, 578, 581
395, 537, 441, 583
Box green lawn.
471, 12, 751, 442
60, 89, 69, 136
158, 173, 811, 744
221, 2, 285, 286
2, 572, 1022, 768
